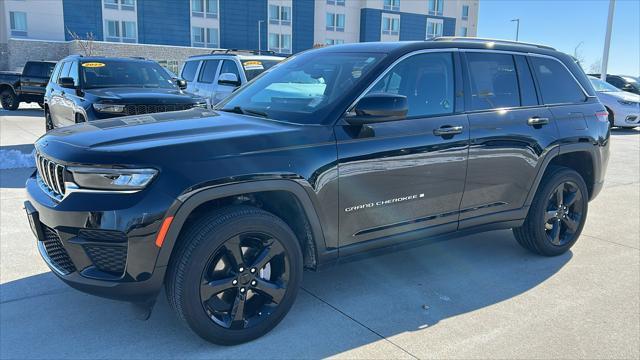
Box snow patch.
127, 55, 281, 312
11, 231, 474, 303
0, 149, 35, 169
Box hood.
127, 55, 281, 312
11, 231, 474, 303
84, 87, 200, 104
597, 90, 640, 103
35, 109, 325, 165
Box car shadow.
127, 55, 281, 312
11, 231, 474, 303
0, 229, 571, 358
0, 108, 43, 118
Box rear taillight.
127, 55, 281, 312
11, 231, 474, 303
595, 111, 609, 123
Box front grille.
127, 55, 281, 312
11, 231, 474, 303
35, 152, 66, 199
42, 226, 76, 275
78, 229, 127, 243
83, 245, 127, 275
123, 103, 194, 116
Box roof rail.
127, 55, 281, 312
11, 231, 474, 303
432, 37, 556, 51
129, 56, 146, 60
210, 48, 278, 56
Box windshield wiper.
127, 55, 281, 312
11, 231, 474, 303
219, 106, 269, 118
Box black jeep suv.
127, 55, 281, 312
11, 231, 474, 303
25, 39, 610, 345
43, 56, 206, 131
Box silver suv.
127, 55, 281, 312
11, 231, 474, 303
180, 50, 284, 106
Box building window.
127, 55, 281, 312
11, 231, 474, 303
268, 33, 292, 54
384, 0, 400, 11
462, 5, 469, 20
269, 5, 291, 25
105, 20, 120, 41
326, 13, 345, 32
205, 0, 218, 18
121, 21, 137, 42
382, 16, 400, 35
191, 0, 204, 17
426, 18, 443, 39
103, 0, 135, 11
192, 26, 218, 48
326, 0, 345, 5
460, 26, 468, 37
428, 0, 443, 16
9, 11, 27, 36
325, 39, 345, 46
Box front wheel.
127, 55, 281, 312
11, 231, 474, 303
0, 89, 19, 110
513, 167, 588, 256
165, 206, 303, 345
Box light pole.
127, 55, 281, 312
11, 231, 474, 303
511, 18, 520, 41
601, 0, 615, 81
257, 20, 264, 54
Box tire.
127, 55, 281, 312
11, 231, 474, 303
38, 102, 45, 109
45, 109, 54, 131
605, 107, 615, 128
75, 114, 86, 124
0, 89, 19, 110
513, 166, 588, 256
165, 205, 303, 345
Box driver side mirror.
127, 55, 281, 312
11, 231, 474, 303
346, 93, 408, 125
175, 78, 188, 90
218, 73, 241, 87
58, 77, 76, 89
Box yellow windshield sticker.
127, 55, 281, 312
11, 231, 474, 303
81, 62, 106, 68
243, 60, 264, 70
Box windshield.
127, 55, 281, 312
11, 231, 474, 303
622, 76, 639, 85
81, 61, 177, 89
241, 60, 281, 81
218, 52, 386, 125
589, 77, 621, 92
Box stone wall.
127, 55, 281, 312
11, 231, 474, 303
2, 39, 211, 73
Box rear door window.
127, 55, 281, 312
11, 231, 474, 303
530, 57, 586, 104
198, 60, 220, 84
466, 53, 520, 111
366, 52, 455, 118
514, 55, 538, 106
181, 60, 200, 82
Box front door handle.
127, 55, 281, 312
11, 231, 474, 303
527, 117, 550, 126
433, 125, 464, 137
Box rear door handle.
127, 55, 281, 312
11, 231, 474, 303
527, 117, 550, 126
433, 125, 464, 137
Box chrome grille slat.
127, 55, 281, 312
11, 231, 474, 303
34, 152, 66, 199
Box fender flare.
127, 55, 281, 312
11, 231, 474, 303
154, 179, 328, 268
524, 142, 599, 206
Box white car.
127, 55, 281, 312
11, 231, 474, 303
589, 76, 640, 128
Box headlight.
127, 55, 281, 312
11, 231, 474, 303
617, 99, 640, 106
67, 167, 157, 191
93, 103, 125, 113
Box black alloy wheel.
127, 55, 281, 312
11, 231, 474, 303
513, 167, 588, 256
0, 90, 18, 110
166, 205, 303, 345
200, 232, 289, 330
543, 181, 584, 246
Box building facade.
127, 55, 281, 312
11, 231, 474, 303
1, 0, 478, 70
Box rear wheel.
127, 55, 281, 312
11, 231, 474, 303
165, 205, 303, 345
605, 107, 615, 128
0, 89, 19, 110
513, 167, 588, 256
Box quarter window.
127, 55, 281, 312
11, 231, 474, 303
366, 52, 455, 118
466, 53, 520, 111
530, 57, 586, 104
181, 60, 200, 82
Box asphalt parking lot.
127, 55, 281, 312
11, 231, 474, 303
1, 105, 638, 359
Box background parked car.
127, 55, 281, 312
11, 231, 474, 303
589, 76, 640, 128
0, 61, 56, 110
588, 74, 640, 95
44, 55, 207, 131
180, 50, 284, 105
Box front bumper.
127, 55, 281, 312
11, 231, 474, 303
25, 171, 176, 303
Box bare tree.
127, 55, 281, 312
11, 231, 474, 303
66, 28, 95, 56
589, 59, 602, 74
573, 41, 585, 65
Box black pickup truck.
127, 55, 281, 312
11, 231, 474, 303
0, 60, 56, 110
